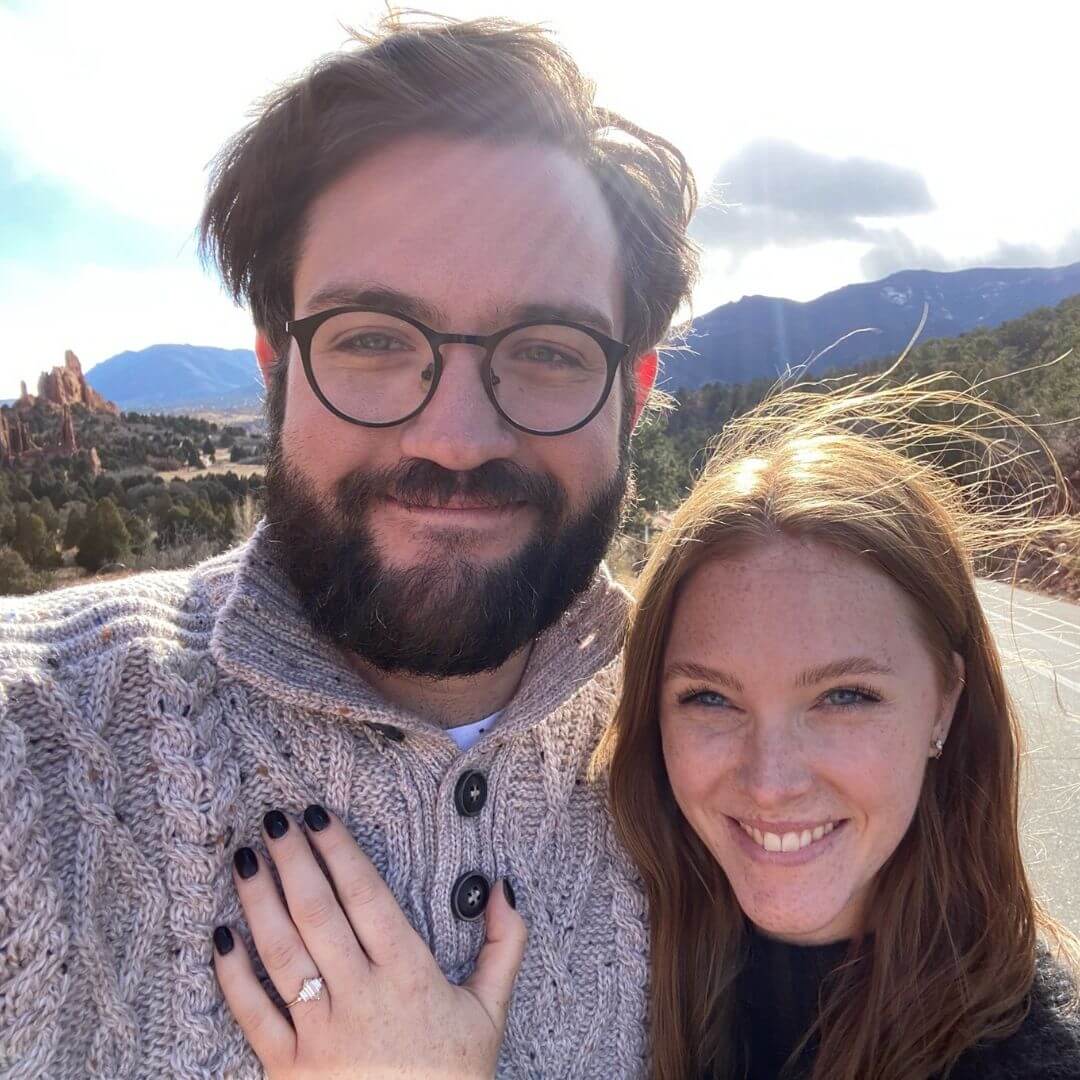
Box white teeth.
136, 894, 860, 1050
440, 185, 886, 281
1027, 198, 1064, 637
738, 819, 841, 853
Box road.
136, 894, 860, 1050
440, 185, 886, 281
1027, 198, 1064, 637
980, 580, 1080, 935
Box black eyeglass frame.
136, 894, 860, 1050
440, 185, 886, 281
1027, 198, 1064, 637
285, 305, 631, 437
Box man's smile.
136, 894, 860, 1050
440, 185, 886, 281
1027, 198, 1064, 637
380, 494, 532, 528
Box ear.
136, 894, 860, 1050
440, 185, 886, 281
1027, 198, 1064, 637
630, 350, 659, 430
935, 650, 966, 744
254, 331, 277, 387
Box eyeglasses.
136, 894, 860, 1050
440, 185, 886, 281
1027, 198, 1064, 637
285, 306, 630, 436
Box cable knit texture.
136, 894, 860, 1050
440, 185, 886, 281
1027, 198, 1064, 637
0, 523, 649, 1079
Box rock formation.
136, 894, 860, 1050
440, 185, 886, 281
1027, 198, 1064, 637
18, 350, 119, 416
59, 405, 78, 455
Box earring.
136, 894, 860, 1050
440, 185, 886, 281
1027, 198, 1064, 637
930, 738, 945, 759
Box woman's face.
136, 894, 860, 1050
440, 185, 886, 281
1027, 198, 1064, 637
659, 536, 963, 945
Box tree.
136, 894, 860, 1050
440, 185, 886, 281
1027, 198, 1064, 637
0, 547, 39, 595
63, 508, 86, 550
629, 414, 686, 531
181, 440, 202, 468
202, 437, 217, 463
76, 497, 131, 572
12, 505, 57, 570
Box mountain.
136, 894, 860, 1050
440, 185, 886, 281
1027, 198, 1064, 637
85, 344, 261, 410
663, 261, 1080, 390
76, 262, 1080, 409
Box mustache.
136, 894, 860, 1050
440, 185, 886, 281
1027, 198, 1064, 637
335, 458, 565, 514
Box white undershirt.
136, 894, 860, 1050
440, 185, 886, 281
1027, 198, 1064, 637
446, 710, 503, 751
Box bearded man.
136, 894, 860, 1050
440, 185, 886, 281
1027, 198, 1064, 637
0, 15, 697, 1077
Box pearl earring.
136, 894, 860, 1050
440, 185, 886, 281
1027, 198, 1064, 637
930, 738, 945, 759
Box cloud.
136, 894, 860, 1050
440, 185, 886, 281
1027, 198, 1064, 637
0, 147, 178, 268
691, 139, 935, 255
860, 227, 1080, 280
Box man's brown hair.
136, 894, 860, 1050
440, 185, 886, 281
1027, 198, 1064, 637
198, 13, 699, 397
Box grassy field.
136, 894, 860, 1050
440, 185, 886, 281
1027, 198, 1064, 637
154, 462, 265, 482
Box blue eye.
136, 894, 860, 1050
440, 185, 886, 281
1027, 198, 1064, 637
678, 688, 731, 709
822, 686, 881, 708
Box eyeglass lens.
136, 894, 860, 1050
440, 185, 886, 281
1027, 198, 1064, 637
308, 311, 610, 432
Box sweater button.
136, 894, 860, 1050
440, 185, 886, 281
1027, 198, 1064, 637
451, 872, 490, 920
367, 722, 405, 743
453, 770, 488, 817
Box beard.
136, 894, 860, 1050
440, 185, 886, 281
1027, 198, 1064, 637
263, 443, 629, 678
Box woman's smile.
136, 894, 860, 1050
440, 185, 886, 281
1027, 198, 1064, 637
730, 815, 849, 860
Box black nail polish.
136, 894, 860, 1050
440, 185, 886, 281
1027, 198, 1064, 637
304, 804, 330, 832
503, 879, 517, 909
233, 846, 258, 879
263, 810, 289, 840
213, 926, 234, 956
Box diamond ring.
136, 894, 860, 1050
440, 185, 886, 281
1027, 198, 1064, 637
284, 975, 325, 1009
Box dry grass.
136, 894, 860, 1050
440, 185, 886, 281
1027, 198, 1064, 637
155, 462, 264, 482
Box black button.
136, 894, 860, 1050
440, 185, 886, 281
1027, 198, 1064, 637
453, 770, 488, 817
451, 872, 490, 921
367, 722, 405, 743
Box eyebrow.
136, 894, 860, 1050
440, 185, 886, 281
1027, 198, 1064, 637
663, 661, 745, 693
302, 284, 446, 327
300, 282, 617, 337
794, 657, 895, 688
662, 656, 894, 692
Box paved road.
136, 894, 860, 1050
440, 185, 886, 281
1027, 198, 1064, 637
979, 580, 1080, 935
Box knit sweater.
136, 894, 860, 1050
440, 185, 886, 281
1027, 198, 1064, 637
0, 524, 649, 1079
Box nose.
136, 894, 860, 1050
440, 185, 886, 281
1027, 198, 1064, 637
738, 722, 815, 809
398, 344, 519, 471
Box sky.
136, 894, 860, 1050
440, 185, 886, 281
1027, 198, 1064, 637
1, 0, 1078, 396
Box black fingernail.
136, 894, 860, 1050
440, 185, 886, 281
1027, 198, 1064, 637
213, 926, 234, 956
233, 846, 258, 879
263, 810, 290, 840
304, 804, 330, 832
503, 879, 517, 909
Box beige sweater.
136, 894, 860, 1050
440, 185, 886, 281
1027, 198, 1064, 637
0, 525, 648, 1079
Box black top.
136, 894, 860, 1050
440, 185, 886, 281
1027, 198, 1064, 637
727, 927, 1080, 1080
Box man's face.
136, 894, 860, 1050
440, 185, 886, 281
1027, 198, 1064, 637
264, 134, 632, 676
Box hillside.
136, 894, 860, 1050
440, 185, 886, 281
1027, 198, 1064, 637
69, 263, 1080, 412
636, 294, 1080, 515
663, 261, 1080, 390
86, 344, 261, 410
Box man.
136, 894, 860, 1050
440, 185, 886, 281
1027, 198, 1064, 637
0, 15, 697, 1077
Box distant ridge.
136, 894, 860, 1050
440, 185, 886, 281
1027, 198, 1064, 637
662, 261, 1080, 390
74, 262, 1080, 410
85, 344, 261, 410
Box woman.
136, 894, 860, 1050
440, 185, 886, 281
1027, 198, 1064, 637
213, 373, 1080, 1078
601, 372, 1080, 1078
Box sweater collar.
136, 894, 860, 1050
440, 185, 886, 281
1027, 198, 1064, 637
210, 521, 630, 738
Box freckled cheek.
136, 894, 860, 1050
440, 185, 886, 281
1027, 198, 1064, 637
661, 724, 737, 824
830, 739, 927, 836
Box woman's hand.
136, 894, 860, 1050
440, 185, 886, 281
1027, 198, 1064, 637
212, 805, 526, 1080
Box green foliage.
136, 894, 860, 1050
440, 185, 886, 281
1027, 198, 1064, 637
640, 293, 1080, 517
62, 507, 85, 550
630, 413, 686, 529
0, 547, 40, 595
12, 505, 58, 570
76, 497, 131, 572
